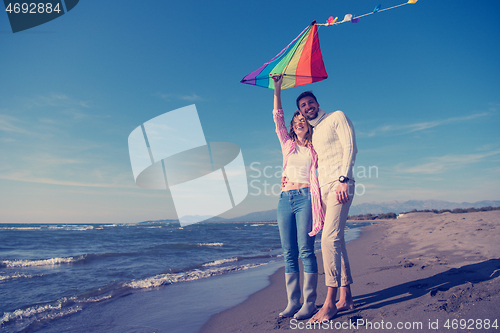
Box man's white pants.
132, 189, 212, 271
320, 181, 355, 287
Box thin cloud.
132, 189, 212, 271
16, 93, 106, 123
0, 172, 135, 188
0, 151, 136, 189
26, 93, 91, 109
0, 115, 33, 135
395, 150, 500, 174
21, 153, 83, 167
59, 187, 170, 199
61, 109, 91, 120
155, 92, 205, 102
359, 112, 489, 138
38, 118, 56, 124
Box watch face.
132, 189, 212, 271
339, 176, 349, 183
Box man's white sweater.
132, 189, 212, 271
311, 109, 357, 188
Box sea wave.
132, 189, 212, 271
0, 273, 46, 282
0, 262, 272, 329
1, 255, 86, 268
202, 257, 238, 267
0, 297, 82, 328
0, 226, 43, 230
197, 242, 224, 247
0, 252, 136, 268
0, 224, 113, 231
123, 262, 267, 289
74, 294, 112, 303
150, 242, 225, 251
47, 225, 94, 231
0, 292, 119, 329
0, 256, 277, 329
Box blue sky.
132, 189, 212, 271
1, 0, 499, 223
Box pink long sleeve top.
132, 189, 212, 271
273, 109, 325, 236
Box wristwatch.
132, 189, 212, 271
338, 176, 350, 183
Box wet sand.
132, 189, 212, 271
201, 210, 500, 332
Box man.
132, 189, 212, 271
297, 91, 357, 323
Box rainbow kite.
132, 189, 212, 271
241, 0, 418, 90
240, 21, 328, 90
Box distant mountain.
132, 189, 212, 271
179, 215, 227, 224
224, 200, 500, 222
137, 219, 179, 225
348, 200, 500, 215
138, 200, 500, 225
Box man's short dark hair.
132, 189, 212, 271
296, 91, 318, 109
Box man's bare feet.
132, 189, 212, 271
308, 302, 337, 323
336, 285, 354, 312
335, 299, 354, 312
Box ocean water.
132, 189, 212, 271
0, 221, 370, 332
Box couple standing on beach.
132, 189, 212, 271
272, 75, 357, 323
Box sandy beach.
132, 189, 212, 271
201, 210, 500, 332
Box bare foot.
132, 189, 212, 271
308, 302, 337, 323
336, 300, 354, 312
336, 286, 354, 312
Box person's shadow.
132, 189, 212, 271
343, 258, 500, 313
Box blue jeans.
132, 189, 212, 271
277, 187, 318, 274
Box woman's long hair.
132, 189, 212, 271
289, 111, 313, 147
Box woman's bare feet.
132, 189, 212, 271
308, 301, 337, 323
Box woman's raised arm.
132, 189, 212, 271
273, 75, 283, 111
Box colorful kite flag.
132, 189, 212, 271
240, 21, 328, 90
326, 16, 338, 26
241, 0, 418, 90
317, 0, 419, 25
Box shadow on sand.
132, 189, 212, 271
346, 258, 500, 312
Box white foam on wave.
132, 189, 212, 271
74, 294, 112, 303
197, 242, 224, 247
48, 225, 94, 231
40, 306, 82, 321
94, 224, 119, 230
0, 297, 81, 327
0, 273, 45, 282
2, 255, 84, 268
0, 226, 42, 230
123, 263, 267, 289
202, 257, 238, 267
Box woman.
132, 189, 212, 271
272, 75, 325, 320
